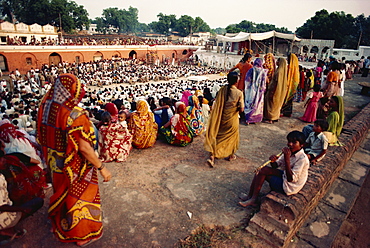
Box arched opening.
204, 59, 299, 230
129, 50, 137, 59
49, 52, 61, 66
322, 47, 329, 54
310, 46, 319, 54
93, 51, 103, 62
0, 54, 8, 72
172, 53, 175, 58
74, 52, 84, 63
302, 46, 309, 53
112, 51, 121, 59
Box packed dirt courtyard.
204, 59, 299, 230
10, 74, 370, 248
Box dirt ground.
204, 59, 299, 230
8, 74, 370, 248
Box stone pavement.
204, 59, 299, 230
290, 130, 370, 247
8, 74, 370, 248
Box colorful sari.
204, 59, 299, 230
180, 90, 192, 106
99, 123, 132, 162
160, 102, 194, 147
128, 100, 158, 148
264, 57, 288, 121
282, 54, 300, 117
205, 85, 244, 158
0, 154, 45, 206
234, 62, 253, 91
105, 103, 118, 123
326, 96, 344, 146
244, 58, 268, 123
186, 95, 204, 136
37, 74, 103, 243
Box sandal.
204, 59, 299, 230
226, 155, 236, 161
206, 157, 214, 168
0, 229, 27, 245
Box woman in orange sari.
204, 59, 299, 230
229, 53, 253, 91
37, 74, 111, 246
128, 100, 158, 148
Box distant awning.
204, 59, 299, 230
216, 31, 301, 42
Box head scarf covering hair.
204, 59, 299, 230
264, 53, 276, 83
284, 54, 300, 104
105, 103, 118, 122
264, 57, 288, 121
160, 102, 193, 147
330, 96, 344, 138
180, 90, 192, 106
128, 100, 158, 148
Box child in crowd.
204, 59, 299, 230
239, 131, 310, 207
300, 84, 323, 123
99, 112, 132, 163
118, 110, 128, 128
304, 119, 329, 165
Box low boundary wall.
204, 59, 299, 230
246, 103, 370, 247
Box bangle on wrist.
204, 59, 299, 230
98, 164, 105, 171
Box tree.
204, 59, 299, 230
296, 9, 357, 48
225, 20, 290, 34
354, 14, 370, 48
0, 0, 90, 33
213, 27, 226, 35
100, 6, 139, 34
176, 15, 195, 36
193, 17, 210, 33
149, 13, 177, 34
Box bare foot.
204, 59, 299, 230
239, 199, 257, 207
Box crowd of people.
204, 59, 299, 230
0, 50, 361, 246
6, 35, 197, 46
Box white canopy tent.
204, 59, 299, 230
216, 30, 301, 42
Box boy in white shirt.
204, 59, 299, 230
239, 131, 310, 207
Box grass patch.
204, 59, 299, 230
176, 224, 245, 248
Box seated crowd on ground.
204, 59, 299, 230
0, 52, 363, 245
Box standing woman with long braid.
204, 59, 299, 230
204, 72, 244, 167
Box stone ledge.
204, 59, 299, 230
246, 103, 370, 248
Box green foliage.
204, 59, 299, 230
212, 27, 226, 35
0, 0, 90, 33
100, 6, 139, 34
225, 20, 291, 34
149, 14, 210, 36
295, 9, 367, 49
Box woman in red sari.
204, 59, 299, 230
37, 74, 111, 246
99, 112, 132, 162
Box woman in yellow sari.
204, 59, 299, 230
37, 74, 111, 246
128, 100, 158, 148
204, 72, 244, 167
281, 54, 300, 117
263, 57, 288, 123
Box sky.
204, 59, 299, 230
74, 0, 370, 32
